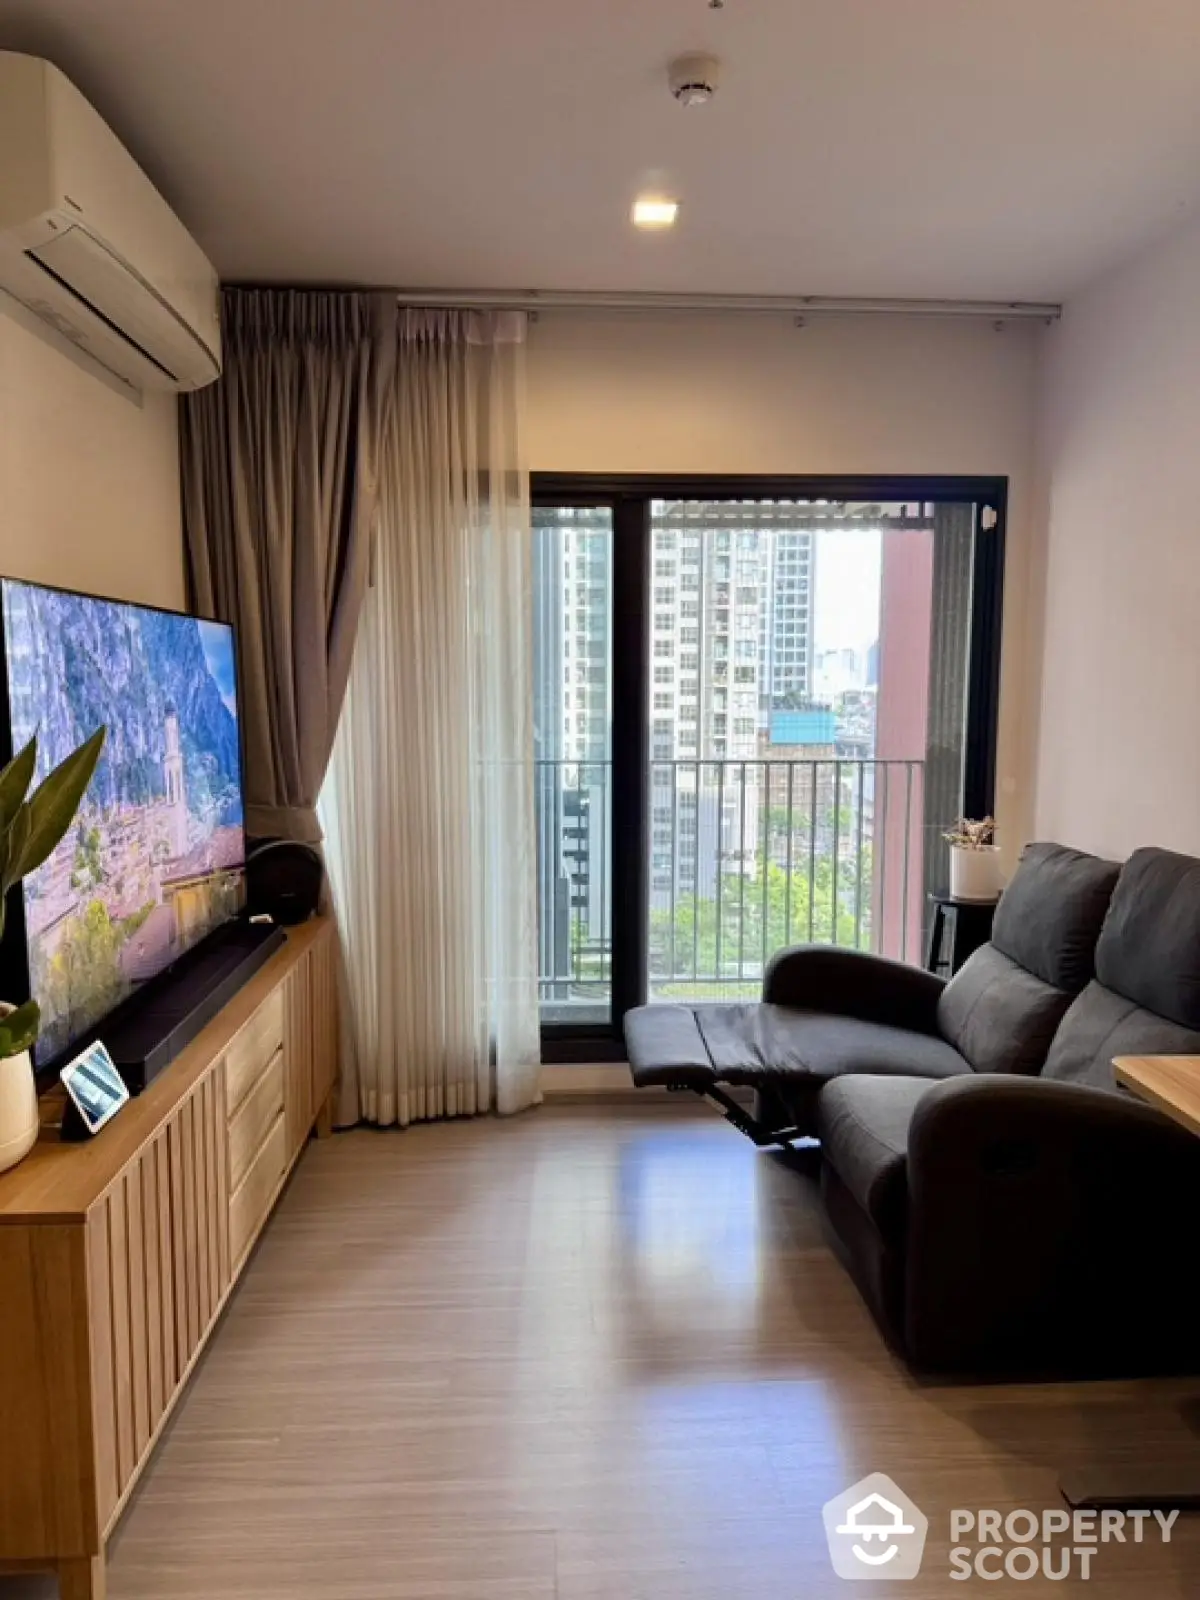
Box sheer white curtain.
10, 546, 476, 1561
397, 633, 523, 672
320, 309, 541, 1125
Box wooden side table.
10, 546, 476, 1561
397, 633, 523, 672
1059, 1054, 1200, 1511
925, 892, 998, 977
1114, 1055, 1200, 1136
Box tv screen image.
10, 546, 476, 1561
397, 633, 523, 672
0, 579, 246, 1066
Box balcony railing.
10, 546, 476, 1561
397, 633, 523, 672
536, 757, 925, 1022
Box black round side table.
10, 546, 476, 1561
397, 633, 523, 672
926, 892, 999, 977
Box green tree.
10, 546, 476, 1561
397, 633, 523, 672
649, 845, 874, 1000
70, 822, 106, 893
38, 898, 125, 1039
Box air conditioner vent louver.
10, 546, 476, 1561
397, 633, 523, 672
25, 232, 183, 382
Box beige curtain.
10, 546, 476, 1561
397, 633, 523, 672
180, 289, 396, 843
320, 310, 541, 1124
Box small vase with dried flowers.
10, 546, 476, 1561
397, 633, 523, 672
943, 816, 1000, 902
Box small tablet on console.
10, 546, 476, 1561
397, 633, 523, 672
60, 1040, 129, 1136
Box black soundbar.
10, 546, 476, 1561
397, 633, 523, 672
101, 920, 288, 1094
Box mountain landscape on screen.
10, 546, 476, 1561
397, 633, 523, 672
1, 582, 246, 1061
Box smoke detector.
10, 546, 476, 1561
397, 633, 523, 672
669, 54, 720, 107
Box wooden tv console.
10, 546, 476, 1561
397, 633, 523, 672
0, 917, 338, 1600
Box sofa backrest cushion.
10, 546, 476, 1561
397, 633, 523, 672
1093, 847, 1200, 1027
1042, 979, 1200, 1092
937, 944, 1073, 1075
990, 842, 1120, 993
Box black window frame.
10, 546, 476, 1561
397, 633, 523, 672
532, 473, 1008, 1063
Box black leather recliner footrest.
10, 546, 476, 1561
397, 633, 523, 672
625, 1004, 716, 1089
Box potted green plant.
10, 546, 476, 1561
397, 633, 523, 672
943, 816, 999, 902
0, 727, 106, 1175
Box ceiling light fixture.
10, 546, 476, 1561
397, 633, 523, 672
632, 197, 679, 230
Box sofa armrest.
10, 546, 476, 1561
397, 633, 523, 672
902, 1075, 1200, 1371
763, 945, 945, 1035
908, 1072, 1198, 1161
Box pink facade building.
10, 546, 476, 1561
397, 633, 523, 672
873, 525, 934, 961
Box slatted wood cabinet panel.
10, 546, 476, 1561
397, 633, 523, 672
283, 950, 314, 1155
0, 918, 337, 1600
308, 920, 339, 1121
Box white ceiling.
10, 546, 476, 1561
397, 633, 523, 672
2, 0, 1200, 300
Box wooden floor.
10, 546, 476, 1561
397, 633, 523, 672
6, 1102, 1200, 1598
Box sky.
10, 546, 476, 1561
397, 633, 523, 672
813, 527, 882, 659
199, 619, 239, 715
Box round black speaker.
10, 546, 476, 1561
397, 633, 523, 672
246, 839, 324, 925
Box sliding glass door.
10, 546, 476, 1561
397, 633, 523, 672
531, 478, 1005, 1057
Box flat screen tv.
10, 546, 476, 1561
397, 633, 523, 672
0, 577, 247, 1073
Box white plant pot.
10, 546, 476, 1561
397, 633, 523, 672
0, 1045, 39, 1176
949, 845, 999, 903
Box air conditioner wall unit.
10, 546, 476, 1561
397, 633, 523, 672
0, 52, 221, 394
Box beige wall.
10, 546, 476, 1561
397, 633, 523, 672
0, 309, 184, 610
527, 311, 1041, 853
1033, 213, 1200, 859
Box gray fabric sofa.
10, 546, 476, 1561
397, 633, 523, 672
627, 841, 1200, 1375
819, 846, 1200, 1375
625, 841, 1119, 1143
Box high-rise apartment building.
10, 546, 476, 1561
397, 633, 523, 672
532, 507, 612, 1017
534, 502, 822, 989
762, 530, 816, 709
647, 505, 815, 906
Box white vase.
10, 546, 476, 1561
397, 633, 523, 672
0, 1041, 39, 1176
949, 845, 999, 902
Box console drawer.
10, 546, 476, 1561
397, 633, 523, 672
228, 1048, 285, 1191
229, 1110, 287, 1267
224, 990, 284, 1115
